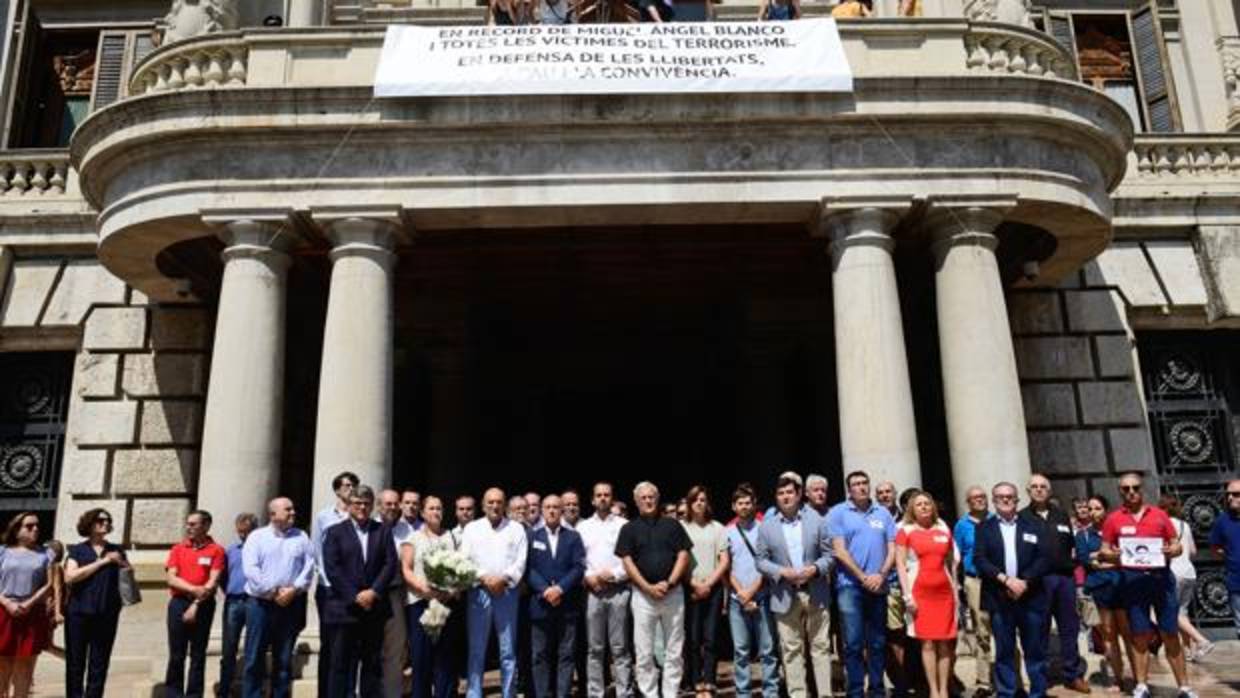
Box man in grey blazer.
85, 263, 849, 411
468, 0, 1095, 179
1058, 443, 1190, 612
755, 472, 834, 698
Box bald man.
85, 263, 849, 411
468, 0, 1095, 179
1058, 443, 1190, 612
241, 497, 315, 698
462, 488, 528, 698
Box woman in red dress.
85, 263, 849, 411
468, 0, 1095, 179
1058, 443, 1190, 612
0, 512, 54, 698
895, 491, 959, 698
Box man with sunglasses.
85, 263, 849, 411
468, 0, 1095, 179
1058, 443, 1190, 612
1210, 479, 1240, 641
1019, 474, 1089, 694
1100, 472, 1195, 698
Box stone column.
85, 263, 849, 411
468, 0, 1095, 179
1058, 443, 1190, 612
930, 205, 1031, 509
197, 218, 293, 532
312, 216, 399, 514
826, 206, 921, 488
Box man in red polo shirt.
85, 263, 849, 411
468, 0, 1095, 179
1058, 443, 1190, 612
1099, 472, 1195, 698
165, 509, 226, 698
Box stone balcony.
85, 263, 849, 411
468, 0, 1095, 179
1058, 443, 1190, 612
64, 18, 1129, 300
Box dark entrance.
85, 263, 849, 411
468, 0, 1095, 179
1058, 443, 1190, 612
392, 225, 843, 512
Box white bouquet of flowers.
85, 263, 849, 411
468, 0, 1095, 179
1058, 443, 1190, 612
420, 547, 479, 640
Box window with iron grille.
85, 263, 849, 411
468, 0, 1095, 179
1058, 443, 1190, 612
0, 352, 73, 515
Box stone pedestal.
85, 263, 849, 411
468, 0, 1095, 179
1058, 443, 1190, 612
826, 206, 921, 488
197, 218, 293, 533
312, 217, 398, 513
931, 206, 1031, 509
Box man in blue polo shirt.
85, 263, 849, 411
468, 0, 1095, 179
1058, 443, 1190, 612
1209, 478, 1240, 640
827, 470, 897, 698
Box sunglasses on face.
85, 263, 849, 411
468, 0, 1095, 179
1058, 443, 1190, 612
994, 494, 1016, 501
96, 518, 112, 525
22, 523, 37, 530
1228, 491, 1240, 497
1120, 485, 1141, 493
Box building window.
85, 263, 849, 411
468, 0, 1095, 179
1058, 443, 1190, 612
1040, 3, 1181, 132
0, 352, 72, 521
8, 15, 154, 149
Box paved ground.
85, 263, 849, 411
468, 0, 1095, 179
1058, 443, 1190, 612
28, 639, 1240, 696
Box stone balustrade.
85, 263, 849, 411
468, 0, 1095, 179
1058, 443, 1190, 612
1131, 134, 1240, 179
118, 18, 1079, 103
965, 21, 1078, 80
0, 152, 73, 196
1219, 36, 1240, 132
130, 37, 248, 95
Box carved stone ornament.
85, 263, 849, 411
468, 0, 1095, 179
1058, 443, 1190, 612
964, 0, 1033, 28
163, 0, 241, 44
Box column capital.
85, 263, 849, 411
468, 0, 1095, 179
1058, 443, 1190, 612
819, 199, 909, 261
311, 207, 407, 266
201, 209, 299, 267
924, 199, 1016, 259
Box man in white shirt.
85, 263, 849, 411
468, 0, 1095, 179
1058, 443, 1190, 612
454, 495, 476, 543
462, 487, 528, 698
311, 471, 358, 698
576, 481, 634, 698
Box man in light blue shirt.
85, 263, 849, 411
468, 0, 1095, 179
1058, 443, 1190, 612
218, 512, 258, 698
827, 470, 896, 698
242, 497, 315, 698
727, 484, 779, 698
311, 470, 358, 698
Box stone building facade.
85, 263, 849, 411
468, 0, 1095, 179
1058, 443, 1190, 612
0, 0, 1238, 684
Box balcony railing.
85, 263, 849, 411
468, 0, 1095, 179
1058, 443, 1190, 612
0, 151, 75, 198
1130, 134, 1240, 180
126, 18, 1080, 99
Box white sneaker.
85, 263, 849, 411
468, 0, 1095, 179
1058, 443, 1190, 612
1178, 688, 1199, 698
1195, 641, 1216, 661
1132, 683, 1151, 698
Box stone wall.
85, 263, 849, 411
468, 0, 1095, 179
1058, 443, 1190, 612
1008, 262, 1158, 502
56, 295, 210, 550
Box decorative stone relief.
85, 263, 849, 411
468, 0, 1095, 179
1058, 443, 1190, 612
163, 0, 241, 44
964, 0, 1032, 27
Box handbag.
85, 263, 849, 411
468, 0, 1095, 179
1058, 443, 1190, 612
118, 564, 142, 606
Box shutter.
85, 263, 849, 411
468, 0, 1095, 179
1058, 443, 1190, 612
1131, 4, 1179, 132
91, 32, 127, 110
1047, 14, 1077, 62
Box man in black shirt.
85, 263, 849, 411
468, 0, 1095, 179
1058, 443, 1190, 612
616, 481, 691, 698
1019, 473, 1090, 694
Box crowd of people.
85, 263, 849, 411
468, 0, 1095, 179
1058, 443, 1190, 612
0, 469, 1238, 698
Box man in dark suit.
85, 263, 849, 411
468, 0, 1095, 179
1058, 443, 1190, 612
322, 485, 396, 698
974, 481, 1051, 698
527, 494, 587, 698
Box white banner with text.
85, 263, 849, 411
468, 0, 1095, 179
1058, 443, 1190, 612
374, 19, 853, 97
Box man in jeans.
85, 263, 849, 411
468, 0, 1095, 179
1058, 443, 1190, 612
218, 512, 258, 698
953, 486, 994, 697
827, 470, 896, 698
1209, 478, 1240, 640
165, 510, 226, 698
727, 484, 779, 698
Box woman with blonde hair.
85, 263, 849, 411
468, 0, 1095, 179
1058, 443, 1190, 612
0, 512, 54, 698
895, 491, 958, 698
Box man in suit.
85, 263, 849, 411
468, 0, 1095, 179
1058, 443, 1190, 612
974, 481, 1051, 698
528, 494, 587, 698
322, 485, 397, 698
754, 472, 834, 698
